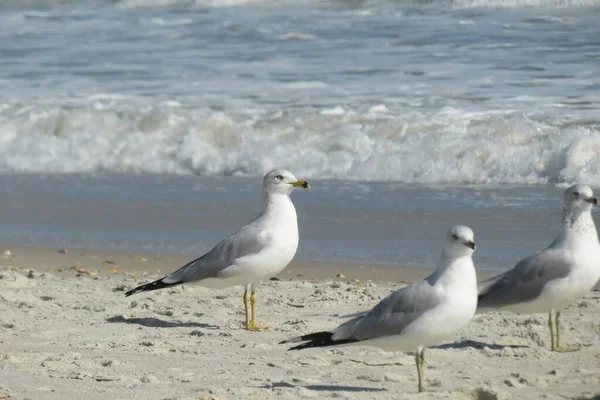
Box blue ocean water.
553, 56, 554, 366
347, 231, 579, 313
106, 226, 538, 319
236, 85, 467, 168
0, 0, 599, 270
0, 173, 595, 272
0, 0, 599, 184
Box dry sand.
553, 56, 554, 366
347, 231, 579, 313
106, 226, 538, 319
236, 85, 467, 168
1, 247, 599, 400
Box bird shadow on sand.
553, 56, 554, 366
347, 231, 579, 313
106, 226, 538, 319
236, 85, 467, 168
106, 315, 219, 329
435, 339, 530, 351
266, 382, 386, 392
303, 385, 387, 393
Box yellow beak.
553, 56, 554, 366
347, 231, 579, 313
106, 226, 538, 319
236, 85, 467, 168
291, 180, 310, 189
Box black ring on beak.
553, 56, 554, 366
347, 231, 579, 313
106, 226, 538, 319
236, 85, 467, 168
302, 181, 309, 189
464, 241, 476, 250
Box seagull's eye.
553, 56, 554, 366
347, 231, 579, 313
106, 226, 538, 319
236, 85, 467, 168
452, 234, 459, 240
276, 175, 284, 181
573, 191, 579, 197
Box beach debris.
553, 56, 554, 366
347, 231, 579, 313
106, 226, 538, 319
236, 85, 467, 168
268, 381, 295, 389
384, 373, 403, 382
466, 387, 511, 400
27, 270, 35, 279
139, 374, 159, 383
349, 358, 405, 367
2, 250, 13, 259
94, 375, 120, 382
289, 276, 297, 281
102, 260, 116, 265
69, 265, 97, 277
106, 266, 119, 273
57, 249, 68, 254
112, 284, 128, 292
269, 277, 281, 281
140, 257, 147, 262
336, 273, 346, 279
353, 279, 361, 284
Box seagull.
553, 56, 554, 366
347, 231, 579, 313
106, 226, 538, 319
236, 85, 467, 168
280, 226, 478, 392
477, 184, 600, 351
125, 169, 310, 331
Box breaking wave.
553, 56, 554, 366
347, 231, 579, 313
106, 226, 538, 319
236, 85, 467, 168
1, 100, 599, 186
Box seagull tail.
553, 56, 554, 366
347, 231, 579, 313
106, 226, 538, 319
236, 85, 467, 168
476, 272, 507, 311
279, 331, 359, 351
124, 276, 182, 297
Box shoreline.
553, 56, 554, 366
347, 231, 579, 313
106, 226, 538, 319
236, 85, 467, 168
4, 245, 599, 291
0, 245, 490, 285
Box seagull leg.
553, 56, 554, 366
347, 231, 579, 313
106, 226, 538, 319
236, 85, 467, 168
243, 289, 251, 328
415, 348, 425, 393
245, 291, 268, 331
548, 311, 555, 351
552, 311, 577, 352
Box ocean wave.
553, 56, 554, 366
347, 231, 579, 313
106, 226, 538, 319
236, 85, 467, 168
1, 101, 599, 186
2, 0, 599, 10
451, 0, 600, 8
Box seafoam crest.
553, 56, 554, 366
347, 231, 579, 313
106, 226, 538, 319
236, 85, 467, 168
1, 100, 600, 186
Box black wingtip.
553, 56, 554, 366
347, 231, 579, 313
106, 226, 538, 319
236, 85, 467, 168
124, 276, 180, 297
476, 293, 488, 308
281, 331, 358, 351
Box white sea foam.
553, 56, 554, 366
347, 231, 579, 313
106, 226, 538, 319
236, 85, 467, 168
14, 0, 599, 9
1, 101, 599, 186
115, 0, 285, 8
2, 0, 599, 9
1, 0, 598, 188
451, 0, 600, 7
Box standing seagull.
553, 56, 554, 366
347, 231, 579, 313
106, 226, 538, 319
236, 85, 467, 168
281, 226, 478, 393
125, 169, 310, 331
478, 184, 600, 351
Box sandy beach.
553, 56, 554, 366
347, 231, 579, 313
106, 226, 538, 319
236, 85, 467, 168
1, 247, 599, 400
2, 0, 600, 398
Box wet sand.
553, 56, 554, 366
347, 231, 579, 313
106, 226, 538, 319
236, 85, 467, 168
0, 245, 446, 284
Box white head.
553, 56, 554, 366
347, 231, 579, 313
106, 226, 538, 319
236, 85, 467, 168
262, 169, 310, 196
444, 225, 476, 257
563, 184, 597, 214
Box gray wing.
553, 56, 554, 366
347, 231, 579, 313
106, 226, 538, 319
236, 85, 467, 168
332, 280, 443, 342
163, 224, 268, 284
477, 249, 572, 310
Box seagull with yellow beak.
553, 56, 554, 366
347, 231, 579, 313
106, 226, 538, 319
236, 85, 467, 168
125, 169, 310, 331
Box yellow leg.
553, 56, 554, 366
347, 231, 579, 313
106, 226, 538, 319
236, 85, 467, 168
243, 290, 250, 327
245, 291, 268, 331
552, 311, 577, 352
415, 350, 425, 393
548, 312, 555, 351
